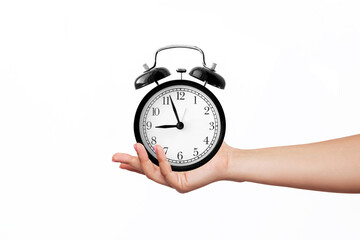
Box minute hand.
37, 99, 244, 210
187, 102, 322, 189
169, 95, 180, 123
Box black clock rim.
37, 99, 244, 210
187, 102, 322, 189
133, 80, 226, 172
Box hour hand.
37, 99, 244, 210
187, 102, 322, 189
155, 124, 178, 128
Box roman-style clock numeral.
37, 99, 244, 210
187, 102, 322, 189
177, 91, 185, 100
162, 96, 170, 105
151, 136, 157, 145
152, 107, 160, 116
177, 151, 183, 160
204, 106, 210, 115
193, 148, 199, 156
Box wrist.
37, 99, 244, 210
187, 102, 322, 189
224, 147, 253, 182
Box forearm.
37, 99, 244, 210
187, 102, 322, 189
226, 135, 360, 193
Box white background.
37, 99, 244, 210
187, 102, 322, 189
1, 0, 360, 239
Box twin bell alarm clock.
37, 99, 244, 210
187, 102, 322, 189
133, 45, 226, 171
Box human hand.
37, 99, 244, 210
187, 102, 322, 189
113, 135, 360, 193
112, 142, 234, 193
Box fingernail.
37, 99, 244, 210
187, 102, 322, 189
153, 145, 157, 153
133, 144, 137, 151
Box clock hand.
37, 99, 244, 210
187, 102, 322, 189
181, 108, 187, 122
169, 95, 181, 123
155, 122, 184, 130
155, 124, 178, 128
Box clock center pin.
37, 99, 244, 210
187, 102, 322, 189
176, 122, 184, 130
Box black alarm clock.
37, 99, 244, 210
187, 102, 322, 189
133, 45, 226, 171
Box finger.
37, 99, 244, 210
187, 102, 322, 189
112, 153, 134, 163
155, 145, 180, 189
135, 143, 170, 187
112, 153, 142, 170
120, 163, 144, 174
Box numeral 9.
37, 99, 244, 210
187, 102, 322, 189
146, 121, 152, 130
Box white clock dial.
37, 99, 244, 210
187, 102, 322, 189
138, 84, 221, 167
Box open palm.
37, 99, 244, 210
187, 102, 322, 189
112, 142, 232, 193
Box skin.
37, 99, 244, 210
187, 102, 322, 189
112, 134, 360, 193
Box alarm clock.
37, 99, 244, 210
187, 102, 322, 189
133, 45, 226, 171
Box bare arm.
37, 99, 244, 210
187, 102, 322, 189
112, 135, 360, 193
227, 134, 360, 193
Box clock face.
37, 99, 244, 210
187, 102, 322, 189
134, 80, 225, 171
